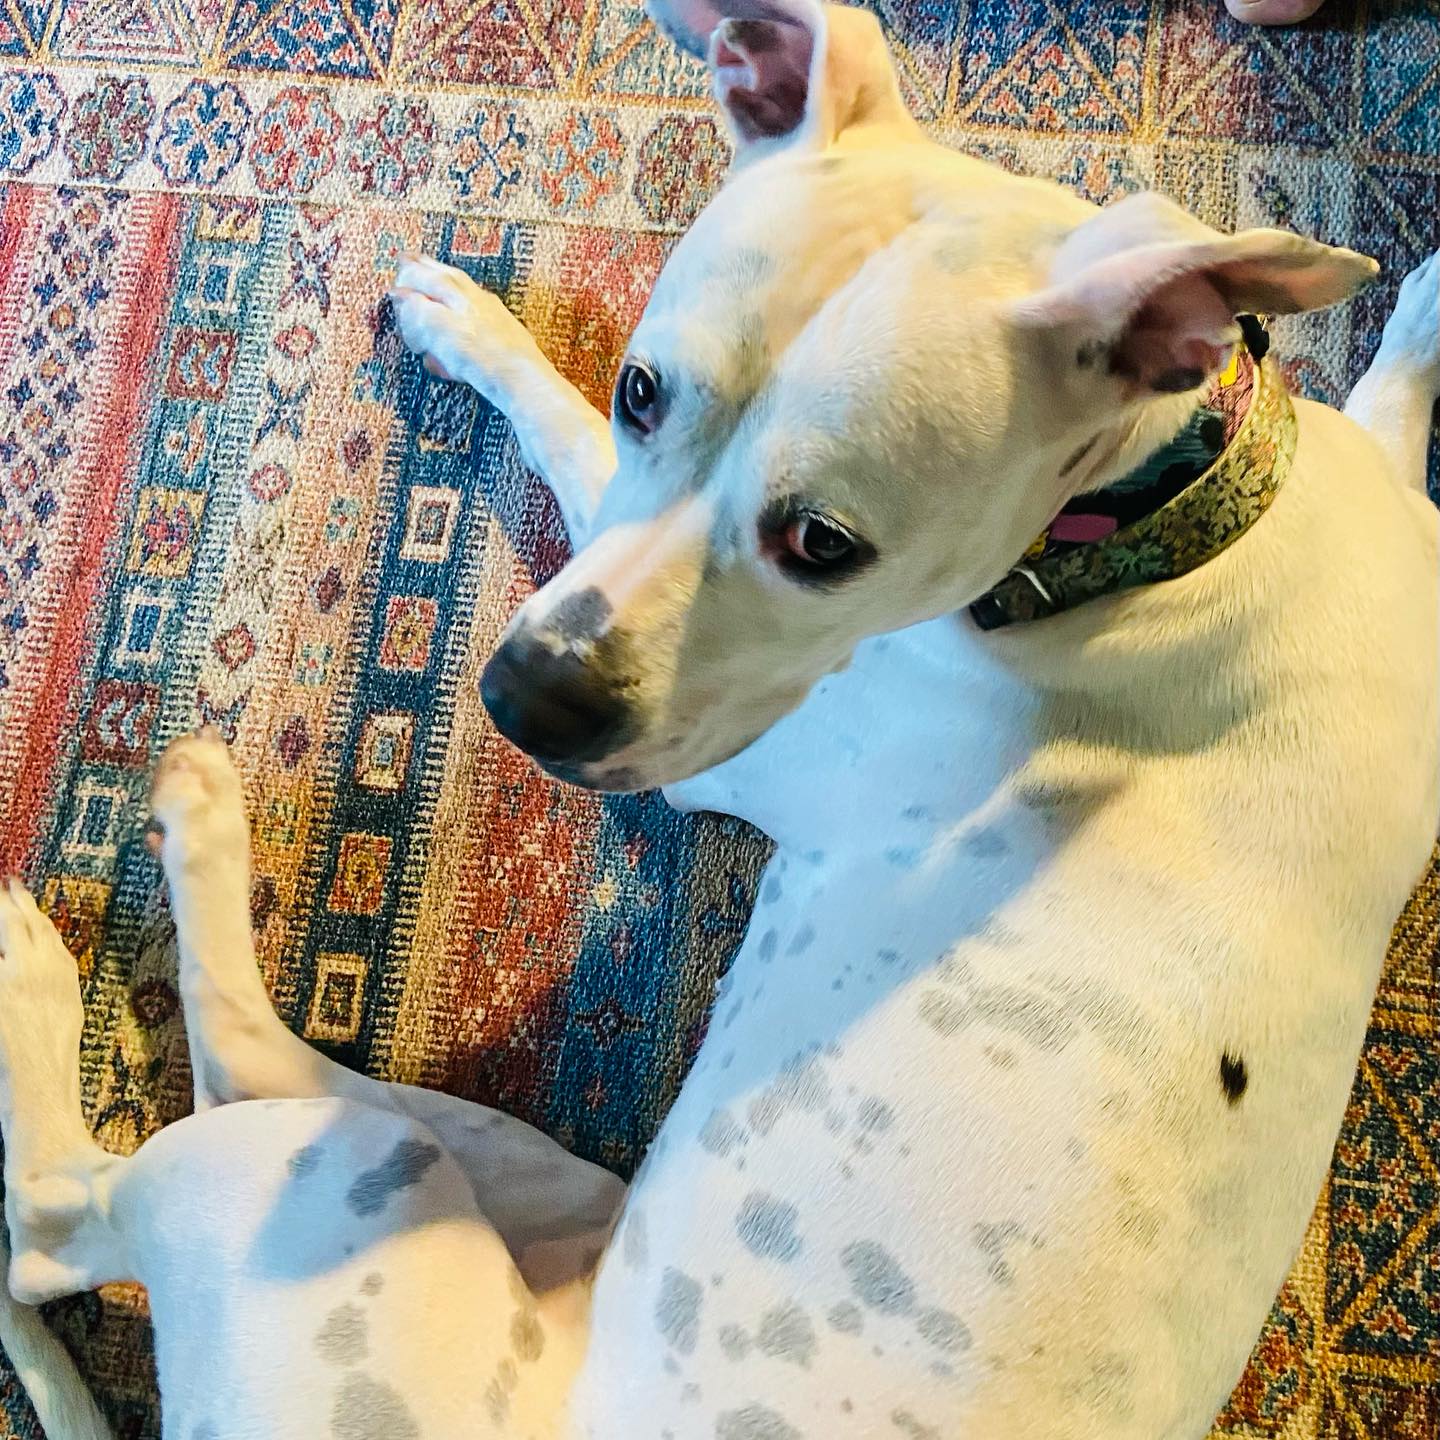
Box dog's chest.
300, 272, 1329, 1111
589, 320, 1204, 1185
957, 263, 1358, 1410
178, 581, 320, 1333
664, 615, 1035, 847
581, 617, 1405, 1436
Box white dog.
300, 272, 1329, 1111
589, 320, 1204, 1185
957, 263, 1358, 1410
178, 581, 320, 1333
3, 1, 1437, 1436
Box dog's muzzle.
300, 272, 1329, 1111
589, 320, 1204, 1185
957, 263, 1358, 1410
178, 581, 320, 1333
480, 627, 634, 770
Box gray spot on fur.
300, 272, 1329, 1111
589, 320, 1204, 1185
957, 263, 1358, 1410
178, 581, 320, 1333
716, 1404, 801, 1440
315, 1304, 368, 1365
857, 1098, 895, 1133
757, 1303, 815, 1368
963, 826, 1010, 859
1016, 780, 1080, 813
484, 1376, 509, 1425
331, 1376, 419, 1440
1071, 1352, 1137, 1418
360, 1272, 384, 1296
700, 1109, 745, 1158
1039, 975, 1155, 1063
289, 1144, 323, 1179
877, 948, 900, 966
736, 1193, 803, 1262
973, 1221, 1034, 1287
345, 1138, 442, 1217
918, 990, 970, 1037
828, 1301, 864, 1334
984, 1044, 1018, 1070
757, 929, 778, 963
972, 982, 1075, 1051
884, 847, 921, 871
762, 875, 782, 905
892, 1411, 942, 1439
511, 1305, 545, 1362
718, 1324, 752, 1360
748, 1052, 829, 1135
622, 1207, 649, 1270
916, 1307, 971, 1353
656, 1268, 704, 1354
842, 1242, 916, 1316
784, 924, 815, 957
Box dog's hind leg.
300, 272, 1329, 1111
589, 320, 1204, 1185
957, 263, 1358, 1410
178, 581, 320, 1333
1, 875, 587, 1436
0, 878, 130, 1304
1345, 250, 1440, 491
389, 256, 616, 544
152, 730, 626, 1292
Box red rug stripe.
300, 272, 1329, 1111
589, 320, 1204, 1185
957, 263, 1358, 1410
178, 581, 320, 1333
0, 195, 182, 875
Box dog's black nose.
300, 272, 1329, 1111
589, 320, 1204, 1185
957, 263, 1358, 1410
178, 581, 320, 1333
480, 630, 631, 766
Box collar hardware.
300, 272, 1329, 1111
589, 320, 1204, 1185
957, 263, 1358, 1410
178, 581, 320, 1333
970, 321, 1296, 632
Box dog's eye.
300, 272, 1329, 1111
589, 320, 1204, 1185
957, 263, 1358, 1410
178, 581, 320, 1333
785, 512, 858, 568
616, 362, 661, 435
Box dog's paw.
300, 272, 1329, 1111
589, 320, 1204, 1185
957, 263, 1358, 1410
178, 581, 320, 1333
390, 256, 535, 386
149, 727, 247, 861
1376, 250, 1440, 387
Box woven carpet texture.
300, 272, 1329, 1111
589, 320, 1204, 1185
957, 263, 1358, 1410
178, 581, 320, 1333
0, 0, 1436, 1436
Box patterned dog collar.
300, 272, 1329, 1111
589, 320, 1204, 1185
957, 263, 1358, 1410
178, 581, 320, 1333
969, 332, 1298, 632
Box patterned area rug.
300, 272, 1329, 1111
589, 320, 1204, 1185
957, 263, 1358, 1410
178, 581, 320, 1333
0, 1, 1436, 1436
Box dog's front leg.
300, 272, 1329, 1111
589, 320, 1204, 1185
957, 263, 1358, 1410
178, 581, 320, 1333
390, 257, 615, 545
1344, 250, 1440, 491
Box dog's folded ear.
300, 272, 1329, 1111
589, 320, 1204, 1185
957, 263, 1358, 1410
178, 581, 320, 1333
646, 0, 913, 161
1014, 193, 1379, 395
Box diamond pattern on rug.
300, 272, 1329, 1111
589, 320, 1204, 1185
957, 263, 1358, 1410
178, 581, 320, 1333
393, 0, 585, 89
954, 0, 1146, 133
51, 0, 201, 65
221, 0, 400, 79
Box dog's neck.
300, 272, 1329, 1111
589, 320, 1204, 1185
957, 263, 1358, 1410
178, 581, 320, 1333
971, 339, 1294, 631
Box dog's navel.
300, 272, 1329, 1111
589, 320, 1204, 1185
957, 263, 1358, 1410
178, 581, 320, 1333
1219, 1051, 1249, 1105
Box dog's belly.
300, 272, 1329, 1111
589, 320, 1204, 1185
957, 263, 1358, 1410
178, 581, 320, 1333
571, 840, 1385, 1440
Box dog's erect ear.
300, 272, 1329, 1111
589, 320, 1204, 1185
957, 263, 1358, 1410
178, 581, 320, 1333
646, 0, 912, 160
1016, 193, 1379, 395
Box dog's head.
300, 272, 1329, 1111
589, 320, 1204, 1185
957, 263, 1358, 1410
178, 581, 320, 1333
482, 0, 1377, 792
